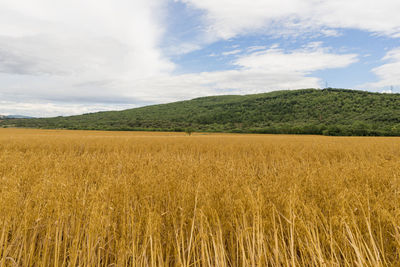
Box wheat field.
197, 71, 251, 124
0, 129, 399, 266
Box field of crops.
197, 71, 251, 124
0, 129, 399, 266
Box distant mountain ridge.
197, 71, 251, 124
0, 115, 34, 119
2, 88, 400, 136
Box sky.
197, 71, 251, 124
0, 0, 400, 117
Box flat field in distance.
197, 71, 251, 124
0, 129, 400, 266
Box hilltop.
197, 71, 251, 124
2, 88, 400, 136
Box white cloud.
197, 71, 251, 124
222, 49, 241, 56
361, 48, 400, 89
236, 45, 357, 73
163, 42, 202, 56
179, 0, 400, 39
0, 0, 174, 109
0, 0, 174, 76
246, 46, 268, 52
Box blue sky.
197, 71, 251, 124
0, 0, 400, 116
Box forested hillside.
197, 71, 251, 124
3, 88, 400, 136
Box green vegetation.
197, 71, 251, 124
3, 88, 400, 136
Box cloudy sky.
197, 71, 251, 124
0, 0, 399, 117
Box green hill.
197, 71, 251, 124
3, 88, 400, 136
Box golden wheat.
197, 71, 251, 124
0, 128, 399, 266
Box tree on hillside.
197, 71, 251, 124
185, 127, 194, 136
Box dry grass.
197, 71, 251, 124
0, 128, 400, 266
